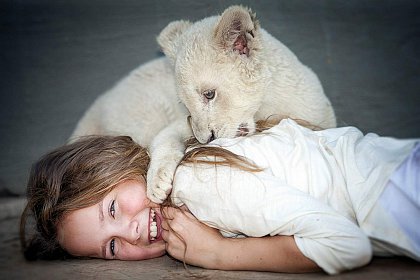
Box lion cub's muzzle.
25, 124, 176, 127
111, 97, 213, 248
188, 116, 251, 143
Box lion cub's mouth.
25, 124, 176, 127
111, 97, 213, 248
236, 123, 249, 137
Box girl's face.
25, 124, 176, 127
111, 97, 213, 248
58, 179, 166, 260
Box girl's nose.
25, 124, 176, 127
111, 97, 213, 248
126, 219, 140, 244
113, 218, 140, 244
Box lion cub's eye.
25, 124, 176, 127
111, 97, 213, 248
203, 89, 216, 100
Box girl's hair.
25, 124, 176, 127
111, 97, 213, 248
20, 116, 315, 261
20, 135, 150, 260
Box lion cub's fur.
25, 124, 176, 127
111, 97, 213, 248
156, 5, 335, 143
71, 6, 336, 202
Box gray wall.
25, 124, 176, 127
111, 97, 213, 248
1, 0, 420, 195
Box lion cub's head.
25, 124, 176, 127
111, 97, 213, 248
158, 6, 270, 143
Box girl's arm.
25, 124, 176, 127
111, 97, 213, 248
161, 207, 319, 273
172, 164, 372, 274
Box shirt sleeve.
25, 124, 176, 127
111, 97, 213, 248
172, 163, 372, 275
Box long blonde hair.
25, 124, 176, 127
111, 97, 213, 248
20, 136, 150, 260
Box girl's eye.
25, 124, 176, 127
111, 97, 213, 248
109, 200, 115, 218
203, 89, 216, 100
110, 239, 115, 256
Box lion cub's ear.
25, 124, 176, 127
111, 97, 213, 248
214, 5, 259, 57
157, 20, 192, 62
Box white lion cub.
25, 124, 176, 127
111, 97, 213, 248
147, 5, 336, 202
71, 6, 336, 203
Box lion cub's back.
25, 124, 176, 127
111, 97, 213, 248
70, 57, 187, 147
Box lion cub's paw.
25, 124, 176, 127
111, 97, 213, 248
147, 156, 179, 204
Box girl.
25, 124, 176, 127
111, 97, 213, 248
20, 119, 419, 275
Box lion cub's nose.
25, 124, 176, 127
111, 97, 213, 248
207, 130, 216, 143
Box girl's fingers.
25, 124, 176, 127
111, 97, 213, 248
179, 205, 190, 212
156, 207, 177, 233
161, 226, 168, 241
162, 205, 190, 219
161, 206, 179, 219
161, 219, 169, 231
161, 206, 198, 238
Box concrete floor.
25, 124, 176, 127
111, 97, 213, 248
1, 199, 420, 279
1, 0, 420, 278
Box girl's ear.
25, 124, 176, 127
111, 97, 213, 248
157, 20, 192, 62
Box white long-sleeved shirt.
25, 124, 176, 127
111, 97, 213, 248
171, 119, 418, 274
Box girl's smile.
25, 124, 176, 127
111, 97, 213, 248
149, 208, 163, 242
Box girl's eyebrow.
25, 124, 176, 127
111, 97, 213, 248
99, 201, 104, 222
101, 244, 106, 259
98, 201, 106, 258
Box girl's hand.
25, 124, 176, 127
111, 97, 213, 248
161, 207, 319, 272
161, 207, 224, 268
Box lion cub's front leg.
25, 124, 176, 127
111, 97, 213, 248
147, 117, 193, 203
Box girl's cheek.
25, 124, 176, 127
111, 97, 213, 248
119, 196, 141, 215
117, 242, 134, 260
118, 243, 161, 261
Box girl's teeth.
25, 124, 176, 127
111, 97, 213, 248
150, 224, 157, 232
150, 209, 158, 241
